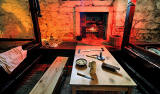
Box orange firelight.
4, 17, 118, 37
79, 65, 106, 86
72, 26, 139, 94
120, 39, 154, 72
88, 27, 97, 32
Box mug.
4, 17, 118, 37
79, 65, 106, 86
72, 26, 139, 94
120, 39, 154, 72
89, 61, 96, 75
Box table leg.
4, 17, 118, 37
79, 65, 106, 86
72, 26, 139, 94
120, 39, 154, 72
125, 87, 133, 94
72, 86, 76, 94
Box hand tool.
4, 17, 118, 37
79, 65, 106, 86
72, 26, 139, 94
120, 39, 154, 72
77, 72, 94, 80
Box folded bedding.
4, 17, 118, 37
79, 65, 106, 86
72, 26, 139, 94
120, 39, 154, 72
0, 46, 27, 74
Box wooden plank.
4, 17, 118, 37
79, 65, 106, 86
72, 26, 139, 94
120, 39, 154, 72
30, 56, 68, 94
126, 87, 133, 94
72, 86, 129, 91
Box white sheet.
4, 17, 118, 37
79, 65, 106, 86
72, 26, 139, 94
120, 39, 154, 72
0, 46, 27, 74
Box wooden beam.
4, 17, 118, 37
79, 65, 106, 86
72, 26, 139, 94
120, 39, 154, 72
30, 56, 68, 94
121, 2, 135, 49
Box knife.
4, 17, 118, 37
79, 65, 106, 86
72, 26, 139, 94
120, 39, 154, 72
77, 72, 94, 80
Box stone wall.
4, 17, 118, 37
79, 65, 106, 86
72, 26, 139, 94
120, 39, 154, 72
1, 0, 159, 46
0, 0, 35, 39
113, 0, 128, 34
39, 0, 74, 41
130, 0, 160, 43
38, 0, 128, 42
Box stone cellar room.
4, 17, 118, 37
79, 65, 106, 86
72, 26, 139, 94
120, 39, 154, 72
0, 0, 160, 94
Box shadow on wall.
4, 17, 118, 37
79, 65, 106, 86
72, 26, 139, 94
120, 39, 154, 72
0, 0, 34, 39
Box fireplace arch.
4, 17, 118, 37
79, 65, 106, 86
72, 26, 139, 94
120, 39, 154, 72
74, 6, 114, 41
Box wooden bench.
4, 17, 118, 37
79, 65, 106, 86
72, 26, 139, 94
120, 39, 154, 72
30, 56, 68, 94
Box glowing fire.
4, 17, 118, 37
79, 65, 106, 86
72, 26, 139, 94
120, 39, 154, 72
89, 27, 97, 32
86, 24, 98, 32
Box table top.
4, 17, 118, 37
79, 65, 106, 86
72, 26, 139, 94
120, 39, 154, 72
70, 45, 136, 87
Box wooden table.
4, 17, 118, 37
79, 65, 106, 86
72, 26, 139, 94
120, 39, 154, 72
70, 46, 136, 94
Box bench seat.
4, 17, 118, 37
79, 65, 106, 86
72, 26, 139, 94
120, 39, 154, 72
30, 56, 68, 94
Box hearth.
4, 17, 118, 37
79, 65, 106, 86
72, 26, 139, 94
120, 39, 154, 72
80, 12, 108, 40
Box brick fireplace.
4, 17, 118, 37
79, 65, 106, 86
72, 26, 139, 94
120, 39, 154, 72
80, 12, 108, 40
75, 6, 113, 41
